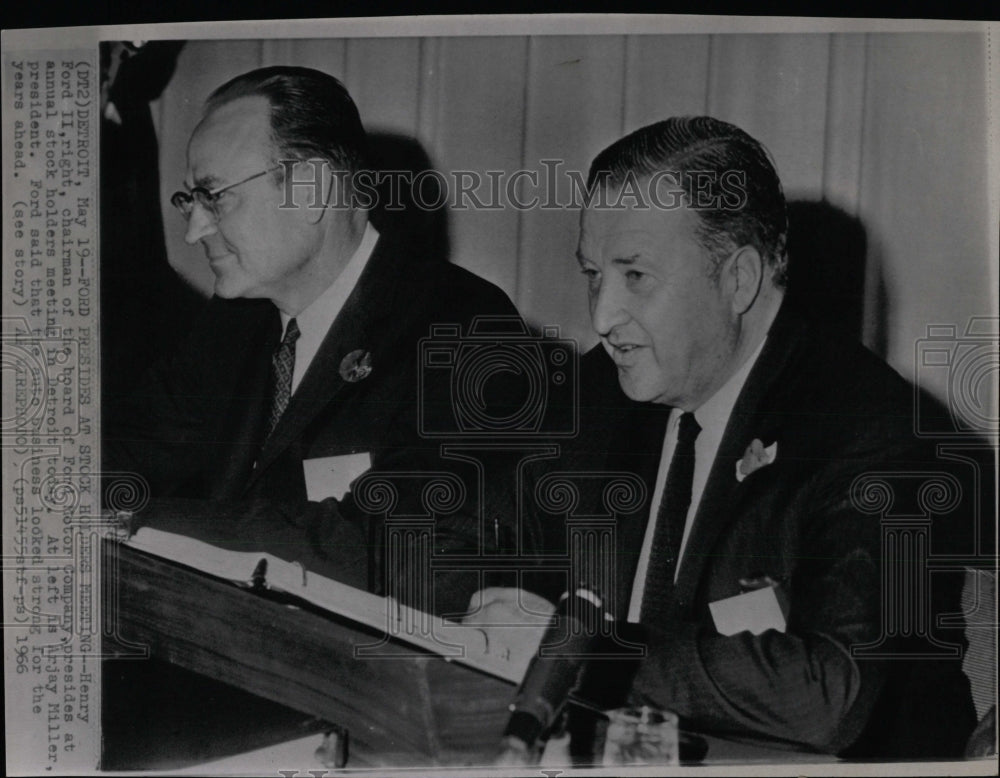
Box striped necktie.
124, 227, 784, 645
264, 318, 300, 439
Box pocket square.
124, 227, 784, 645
735, 439, 777, 482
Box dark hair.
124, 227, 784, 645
205, 65, 369, 178
587, 116, 788, 287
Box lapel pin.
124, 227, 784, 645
339, 349, 373, 382
736, 439, 778, 482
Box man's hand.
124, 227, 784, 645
462, 587, 555, 669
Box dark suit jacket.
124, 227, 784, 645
105, 233, 521, 617
539, 304, 979, 759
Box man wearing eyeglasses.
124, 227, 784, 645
105, 66, 521, 614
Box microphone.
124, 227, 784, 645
498, 588, 611, 762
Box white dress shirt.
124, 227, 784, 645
627, 336, 768, 623
278, 223, 379, 393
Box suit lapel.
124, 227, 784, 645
245, 236, 402, 492
210, 303, 281, 500
568, 349, 668, 615
580, 349, 671, 616
672, 306, 808, 608
612, 399, 671, 616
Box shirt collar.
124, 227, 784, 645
687, 333, 769, 440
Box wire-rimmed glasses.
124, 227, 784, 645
170, 165, 281, 220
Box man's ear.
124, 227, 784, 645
725, 245, 764, 315
286, 158, 340, 224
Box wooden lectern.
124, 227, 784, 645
103, 540, 519, 767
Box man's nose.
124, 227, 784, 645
590, 276, 629, 336
184, 203, 217, 245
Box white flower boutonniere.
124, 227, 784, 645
736, 439, 778, 482
339, 349, 373, 383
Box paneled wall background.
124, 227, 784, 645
151, 33, 995, 429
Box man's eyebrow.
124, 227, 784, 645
575, 251, 641, 266
191, 173, 223, 190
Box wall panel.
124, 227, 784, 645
343, 38, 422, 137
147, 32, 994, 429
623, 34, 712, 132
518, 35, 627, 349
430, 36, 529, 296
709, 34, 831, 195
859, 33, 993, 403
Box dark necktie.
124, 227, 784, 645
264, 318, 300, 439
640, 411, 701, 626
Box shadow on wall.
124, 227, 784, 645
784, 199, 887, 357
366, 131, 451, 265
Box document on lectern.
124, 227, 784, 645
120, 525, 535, 685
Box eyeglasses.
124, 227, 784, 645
170, 165, 281, 220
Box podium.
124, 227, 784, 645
102, 541, 518, 766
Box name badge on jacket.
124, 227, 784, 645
709, 584, 789, 636
303, 453, 372, 502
